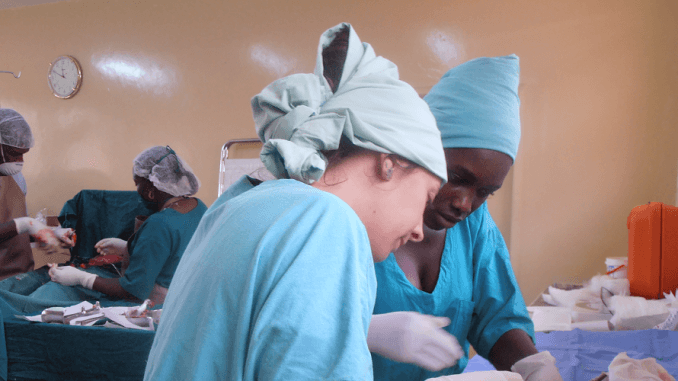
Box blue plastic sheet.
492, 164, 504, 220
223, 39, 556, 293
463, 329, 678, 380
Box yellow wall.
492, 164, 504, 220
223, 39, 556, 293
1, 0, 677, 303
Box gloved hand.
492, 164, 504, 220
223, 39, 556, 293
48, 264, 97, 289
95, 238, 128, 257
14, 217, 60, 247
52, 226, 76, 247
367, 311, 464, 372
511, 351, 564, 381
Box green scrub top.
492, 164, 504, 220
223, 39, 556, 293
119, 199, 207, 300
372, 202, 534, 380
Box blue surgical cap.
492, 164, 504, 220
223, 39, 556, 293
424, 54, 521, 162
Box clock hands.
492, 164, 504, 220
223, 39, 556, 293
53, 68, 65, 79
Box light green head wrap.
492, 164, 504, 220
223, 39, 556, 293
251, 22, 447, 185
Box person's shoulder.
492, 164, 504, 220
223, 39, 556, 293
193, 198, 208, 213
464, 202, 496, 229
257, 180, 359, 221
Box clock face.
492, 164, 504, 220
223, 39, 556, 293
48, 56, 82, 99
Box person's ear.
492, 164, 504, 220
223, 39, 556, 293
378, 154, 395, 181
146, 188, 155, 202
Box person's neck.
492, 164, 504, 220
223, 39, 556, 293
311, 154, 379, 215
160, 195, 187, 210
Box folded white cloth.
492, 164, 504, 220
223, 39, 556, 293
608, 352, 675, 381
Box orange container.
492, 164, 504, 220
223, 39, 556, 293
627, 202, 678, 299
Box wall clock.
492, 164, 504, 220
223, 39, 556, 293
48, 55, 83, 99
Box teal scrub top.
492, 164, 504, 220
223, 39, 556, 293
144, 176, 377, 381
371, 202, 534, 380
119, 199, 208, 300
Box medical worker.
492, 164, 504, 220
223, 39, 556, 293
33, 145, 207, 306
368, 56, 564, 381
144, 23, 452, 381
0, 109, 81, 280
0, 109, 43, 279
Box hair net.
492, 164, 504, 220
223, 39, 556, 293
424, 55, 521, 161
133, 146, 200, 197
251, 22, 447, 184
0, 108, 35, 149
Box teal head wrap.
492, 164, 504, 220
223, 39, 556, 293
251, 23, 447, 184
424, 54, 521, 161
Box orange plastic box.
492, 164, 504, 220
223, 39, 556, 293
627, 202, 678, 299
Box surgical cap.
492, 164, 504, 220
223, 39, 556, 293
0, 108, 35, 149
424, 54, 521, 162
133, 146, 200, 197
251, 22, 447, 184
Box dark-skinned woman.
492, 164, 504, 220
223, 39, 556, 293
369, 55, 564, 381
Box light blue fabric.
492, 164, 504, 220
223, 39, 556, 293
372, 203, 534, 380
145, 176, 377, 381
252, 23, 447, 184
424, 55, 521, 161
119, 199, 207, 300
11, 173, 26, 196
465, 330, 678, 380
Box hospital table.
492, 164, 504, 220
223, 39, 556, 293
463, 329, 678, 380
1, 300, 154, 381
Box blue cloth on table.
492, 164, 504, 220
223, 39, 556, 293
372, 202, 533, 380
463, 329, 678, 380
0, 295, 154, 381
145, 176, 377, 381
0, 265, 138, 314
59, 189, 155, 261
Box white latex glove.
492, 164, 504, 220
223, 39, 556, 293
52, 226, 76, 247
48, 264, 97, 289
367, 311, 464, 372
14, 217, 61, 247
511, 351, 564, 381
95, 237, 128, 256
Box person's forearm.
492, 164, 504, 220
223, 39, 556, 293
0, 220, 20, 243
92, 277, 139, 301
488, 329, 539, 371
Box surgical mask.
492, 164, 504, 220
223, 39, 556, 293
0, 162, 22, 176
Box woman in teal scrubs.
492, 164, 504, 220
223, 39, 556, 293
36, 145, 207, 305
144, 23, 448, 381
369, 55, 564, 381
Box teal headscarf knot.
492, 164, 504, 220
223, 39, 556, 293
251, 22, 447, 184
424, 54, 521, 162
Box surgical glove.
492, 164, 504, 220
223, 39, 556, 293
367, 311, 464, 372
14, 217, 60, 246
95, 238, 128, 256
52, 226, 76, 247
48, 264, 97, 289
511, 351, 564, 381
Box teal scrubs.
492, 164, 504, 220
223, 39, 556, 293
118, 199, 207, 300
27, 199, 207, 303
144, 176, 377, 381
371, 202, 534, 380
